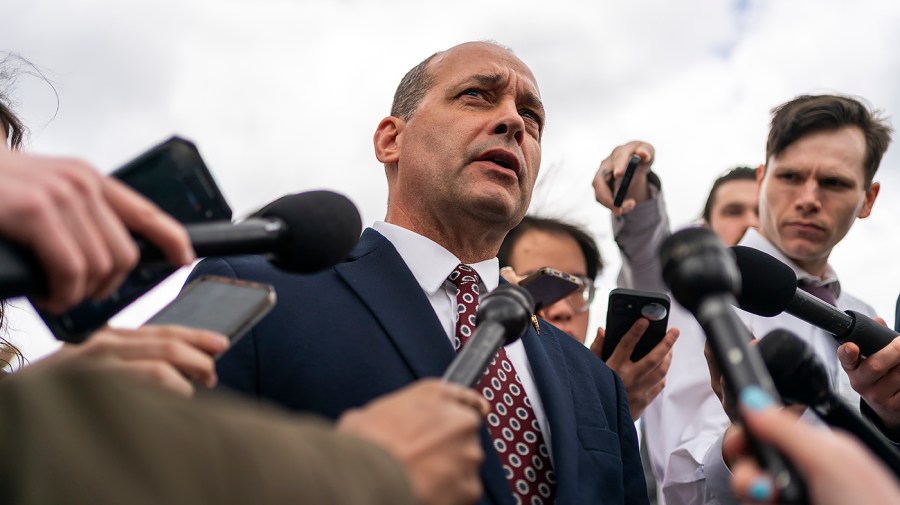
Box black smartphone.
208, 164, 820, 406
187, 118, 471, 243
612, 154, 641, 207
601, 288, 670, 362
518, 267, 582, 311
39, 136, 232, 343
144, 275, 275, 346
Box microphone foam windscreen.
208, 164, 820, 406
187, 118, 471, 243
756, 328, 827, 405
730, 246, 797, 317
757, 329, 809, 373
257, 191, 362, 273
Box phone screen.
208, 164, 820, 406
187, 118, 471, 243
39, 137, 232, 343
145, 275, 275, 345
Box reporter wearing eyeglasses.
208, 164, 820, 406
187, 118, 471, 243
499, 216, 679, 421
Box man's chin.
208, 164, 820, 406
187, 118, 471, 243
779, 238, 830, 266
466, 190, 525, 222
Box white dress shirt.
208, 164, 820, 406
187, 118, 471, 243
613, 196, 877, 505
372, 221, 553, 456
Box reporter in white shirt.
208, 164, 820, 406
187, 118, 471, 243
592, 94, 894, 504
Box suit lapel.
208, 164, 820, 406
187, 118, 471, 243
521, 322, 580, 503
337, 236, 538, 504
335, 229, 455, 379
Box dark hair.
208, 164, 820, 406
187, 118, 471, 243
701, 166, 757, 224
390, 52, 439, 120
1, 53, 39, 370
766, 94, 893, 188
498, 216, 604, 281
0, 99, 25, 149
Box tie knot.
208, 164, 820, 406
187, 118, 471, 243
449, 264, 481, 289
798, 280, 837, 307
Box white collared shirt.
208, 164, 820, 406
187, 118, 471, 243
373, 221, 552, 455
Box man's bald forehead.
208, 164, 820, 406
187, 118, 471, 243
430, 41, 526, 73
390, 41, 537, 121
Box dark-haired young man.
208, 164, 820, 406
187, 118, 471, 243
594, 94, 894, 505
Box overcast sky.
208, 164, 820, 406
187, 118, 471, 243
3, 0, 900, 359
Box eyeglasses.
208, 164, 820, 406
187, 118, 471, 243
564, 275, 595, 313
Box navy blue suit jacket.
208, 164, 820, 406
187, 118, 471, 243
191, 228, 648, 505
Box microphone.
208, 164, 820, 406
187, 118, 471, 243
895, 295, 899, 333
757, 329, 900, 478
442, 284, 534, 388
659, 227, 806, 503
0, 190, 362, 299
731, 246, 897, 357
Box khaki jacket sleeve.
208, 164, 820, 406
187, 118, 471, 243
0, 366, 414, 505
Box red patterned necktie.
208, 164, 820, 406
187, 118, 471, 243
448, 264, 556, 504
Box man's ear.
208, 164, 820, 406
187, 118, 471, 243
858, 181, 880, 219
755, 163, 766, 191
374, 116, 403, 164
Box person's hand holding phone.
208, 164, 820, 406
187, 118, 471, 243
28, 324, 229, 397
590, 319, 679, 420
592, 141, 655, 216
499, 266, 525, 286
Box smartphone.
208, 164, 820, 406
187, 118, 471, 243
601, 288, 670, 362
39, 136, 232, 343
518, 267, 582, 311
144, 275, 276, 346
612, 154, 641, 207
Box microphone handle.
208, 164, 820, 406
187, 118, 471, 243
696, 296, 807, 503
786, 289, 853, 336
814, 395, 900, 479
843, 311, 899, 358
0, 239, 44, 299
139, 218, 287, 263
787, 291, 895, 357
0, 218, 288, 300
442, 320, 507, 388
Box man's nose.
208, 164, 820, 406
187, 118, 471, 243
540, 299, 574, 323
794, 179, 822, 212
492, 98, 525, 145
743, 209, 760, 229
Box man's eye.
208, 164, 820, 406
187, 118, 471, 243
821, 178, 850, 189
520, 109, 539, 122
461, 89, 484, 98
778, 173, 799, 182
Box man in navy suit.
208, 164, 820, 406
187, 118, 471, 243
192, 41, 648, 505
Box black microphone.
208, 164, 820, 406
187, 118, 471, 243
0, 190, 362, 299
731, 246, 897, 358
757, 329, 900, 478
443, 284, 534, 388
659, 227, 806, 503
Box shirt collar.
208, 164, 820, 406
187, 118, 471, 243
738, 227, 842, 299
373, 221, 499, 294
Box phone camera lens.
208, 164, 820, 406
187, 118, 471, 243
640, 303, 668, 321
